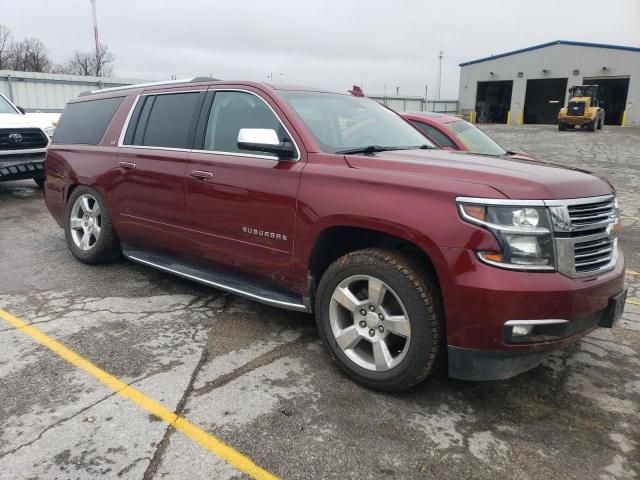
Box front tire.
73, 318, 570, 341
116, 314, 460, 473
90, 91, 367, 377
587, 119, 596, 132
315, 248, 442, 392
558, 122, 567, 131
64, 186, 121, 264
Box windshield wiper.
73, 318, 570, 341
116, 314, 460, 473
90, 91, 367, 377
336, 145, 399, 155
336, 144, 433, 155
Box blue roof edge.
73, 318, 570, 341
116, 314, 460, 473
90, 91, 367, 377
459, 40, 640, 67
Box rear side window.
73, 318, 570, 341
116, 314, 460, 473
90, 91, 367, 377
125, 92, 202, 149
53, 97, 124, 145
410, 121, 458, 149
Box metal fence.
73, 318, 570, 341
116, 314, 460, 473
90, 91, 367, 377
0, 70, 138, 113
369, 95, 459, 114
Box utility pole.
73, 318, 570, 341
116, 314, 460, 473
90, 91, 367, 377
424, 85, 428, 112
436, 50, 443, 100
90, 0, 100, 59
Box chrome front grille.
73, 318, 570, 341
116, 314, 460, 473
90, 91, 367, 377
567, 198, 615, 226
574, 237, 614, 273
546, 194, 618, 278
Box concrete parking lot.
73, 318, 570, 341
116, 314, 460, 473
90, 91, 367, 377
0, 125, 639, 479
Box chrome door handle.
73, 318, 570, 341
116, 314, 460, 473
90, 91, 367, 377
190, 170, 214, 180
119, 161, 136, 170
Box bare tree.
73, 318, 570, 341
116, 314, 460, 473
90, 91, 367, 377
55, 43, 115, 77
93, 44, 115, 77
0, 25, 12, 69
7, 38, 52, 72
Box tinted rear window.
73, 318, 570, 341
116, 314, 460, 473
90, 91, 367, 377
53, 97, 124, 145
132, 92, 201, 149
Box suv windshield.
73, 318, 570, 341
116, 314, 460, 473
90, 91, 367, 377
443, 120, 506, 156
0, 95, 19, 114
279, 91, 434, 154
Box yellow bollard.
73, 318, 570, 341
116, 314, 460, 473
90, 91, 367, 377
517, 112, 523, 126
506, 111, 511, 126
621, 110, 627, 127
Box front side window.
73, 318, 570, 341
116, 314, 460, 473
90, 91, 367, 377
443, 120, 506, 156
411, 121, 458, 149
203, 91, 289, 157
137, 92, 201, 149
0, 95, 19, 114
279, 91, 433, 154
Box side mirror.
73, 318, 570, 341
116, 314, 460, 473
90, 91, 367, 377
16, 106, 26, 114
237, 128, 296, 160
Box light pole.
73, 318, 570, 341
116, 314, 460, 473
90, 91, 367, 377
90, 0, 100, 59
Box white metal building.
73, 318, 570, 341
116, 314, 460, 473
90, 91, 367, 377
458, 40, 640, 127
0, 70, 138, 113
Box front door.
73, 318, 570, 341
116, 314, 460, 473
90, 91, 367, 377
184, 89, 305, 289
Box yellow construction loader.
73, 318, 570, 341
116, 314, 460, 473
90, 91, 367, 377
558, 85, 605, 131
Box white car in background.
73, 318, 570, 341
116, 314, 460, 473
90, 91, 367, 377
0, 93, 58, 187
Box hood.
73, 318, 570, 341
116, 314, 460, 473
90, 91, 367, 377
0, 112, 58, 130
343, 149, 612, 200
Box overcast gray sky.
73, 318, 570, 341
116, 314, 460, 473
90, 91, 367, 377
3, 0, 639, 98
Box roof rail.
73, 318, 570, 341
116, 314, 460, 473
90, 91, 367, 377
85, 77, 221, 96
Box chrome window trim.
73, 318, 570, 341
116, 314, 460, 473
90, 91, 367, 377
117, 88, 301, 162
117, 94, 141, 146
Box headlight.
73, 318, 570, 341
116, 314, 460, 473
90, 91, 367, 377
457, 199, 555, 271
44, 126, 55, 138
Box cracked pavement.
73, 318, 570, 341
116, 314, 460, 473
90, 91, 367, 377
0, 125, 639, 479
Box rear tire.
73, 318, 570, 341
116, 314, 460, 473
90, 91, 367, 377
587, 119, 596, 132
64, 186, 121, 264
315, 248, 442, 392
597, 116, 603, 129
558, 122, 567, 131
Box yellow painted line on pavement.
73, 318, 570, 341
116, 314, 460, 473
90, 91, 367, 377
0, 308, 279, 480
627, 298, 640, 306
626, 269, 640, 276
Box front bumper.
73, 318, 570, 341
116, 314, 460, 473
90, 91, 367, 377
448, 289, 626, 380
559, 115, 594, 125
438, 247, 626, 378
0, 153, 46, 182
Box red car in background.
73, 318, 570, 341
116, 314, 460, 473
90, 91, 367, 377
401, 112, 534, 160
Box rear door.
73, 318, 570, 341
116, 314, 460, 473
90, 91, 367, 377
110, 88, 205, 253
183, 88, 306, 288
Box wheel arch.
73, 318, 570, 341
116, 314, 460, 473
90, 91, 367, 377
305, 224, 448, 321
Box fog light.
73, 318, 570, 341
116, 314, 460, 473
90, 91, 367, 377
512, 325, 533, 336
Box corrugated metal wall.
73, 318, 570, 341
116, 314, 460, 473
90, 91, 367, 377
458, 43, 640, 126
0, 70, 139, 112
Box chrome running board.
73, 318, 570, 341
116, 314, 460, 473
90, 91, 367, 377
122, 246, 309, 312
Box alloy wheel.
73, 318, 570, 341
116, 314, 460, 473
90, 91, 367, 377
69, 194, 102, 251
329, 274, 411, 371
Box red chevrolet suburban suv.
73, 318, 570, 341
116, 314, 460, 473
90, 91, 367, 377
44, 78, 626, 391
